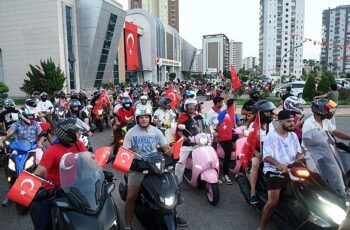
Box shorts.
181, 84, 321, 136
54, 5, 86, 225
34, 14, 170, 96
127, 171, 145, 186
265, 172, 290, 190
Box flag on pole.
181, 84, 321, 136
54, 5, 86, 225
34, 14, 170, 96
112, 147, 135, 173
164, 86, 178, 109
94, 147, 112, 167
230, 65, 242, 90
172, 137, 184, 160
7, 171, 45, 207
92, 90, 110, 118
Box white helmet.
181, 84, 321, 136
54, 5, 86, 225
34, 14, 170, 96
135, 106, 152, 127
140, 95, 148, 100
184, 98, 198, 111
284, 96, 306, 114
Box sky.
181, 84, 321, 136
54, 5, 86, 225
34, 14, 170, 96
117, 0, 349, 60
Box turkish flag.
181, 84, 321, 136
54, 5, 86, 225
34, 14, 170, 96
95, 146, 112, 167
239, 114, 261, 169
164, 86, 178, 109
172, 137, 184, 160
7, 171, 44, 207
112, 146, 135, 173
125, 21, 140, 71
92, 90, 110, 118
227, 102, 236, 129
230, 65, 242, 90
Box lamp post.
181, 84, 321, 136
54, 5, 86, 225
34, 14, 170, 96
279, 43, 303, 86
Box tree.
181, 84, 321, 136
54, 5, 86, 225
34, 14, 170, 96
317, 72, 336, 93
169, 72, 176, 82
303, 73, 316, 100
20, 58, 66, 96
0, 82, 9, 99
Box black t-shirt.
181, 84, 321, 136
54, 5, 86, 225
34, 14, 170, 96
242, 99, 256, 112
0, 108, 19, 130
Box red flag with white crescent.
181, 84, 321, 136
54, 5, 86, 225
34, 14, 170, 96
7, 171, 44, 207
125, 21, 140, 71
92, 90, 110, 118
164, 86, 178, 109
112, 147, 135, 173
230, 65, 242, 90
94, 146, 112, 167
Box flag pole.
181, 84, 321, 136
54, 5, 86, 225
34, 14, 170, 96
23, 170, 54, 185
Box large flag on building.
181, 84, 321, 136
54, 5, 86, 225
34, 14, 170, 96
239, 114, 261, 169
230, 65, 242, 90
125, 21, 140, 71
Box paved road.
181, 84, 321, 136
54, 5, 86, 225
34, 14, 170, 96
0, 116, 349, 230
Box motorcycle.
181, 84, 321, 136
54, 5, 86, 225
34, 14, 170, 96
119, 152, 182, 230
6, 140, 37, 214
235, 129, 348, 229
53, 106, 66, 121
48, 151, 121, 229
178, 124, 220, 206
92, 105, 109, 132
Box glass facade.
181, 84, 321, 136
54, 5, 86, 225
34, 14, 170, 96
113, 52, 119, 85
65, 6, 76, 90
0, 49, 4, 82
94, 13, 117, 87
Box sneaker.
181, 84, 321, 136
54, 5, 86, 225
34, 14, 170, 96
176, 216, 188, 227
250, 195, 259, 205
222, 175, 232, 185
1, 198, 11, 206
218, 179, 223, 184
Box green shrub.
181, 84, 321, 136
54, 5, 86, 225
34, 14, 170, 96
338, 88, 350, 101
303, 73, 316, 100
0, 82, 9, 99
317, 72, 336, 93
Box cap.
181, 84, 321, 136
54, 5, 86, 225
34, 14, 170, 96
278, 110, 294, 120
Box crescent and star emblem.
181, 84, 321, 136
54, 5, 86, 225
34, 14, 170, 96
168, 92, 176, 101
126, 33, 135, 55
20, 179, 35, 195
120, 152, 130, 164
60, 153, 78, 170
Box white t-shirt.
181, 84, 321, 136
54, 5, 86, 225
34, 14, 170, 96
37, 100, 53, 112
263, 130, 301, 174
206, 107, 222, 127
248, 122, 275, 143
153, 108, 175, 125
302, 115, 336, 134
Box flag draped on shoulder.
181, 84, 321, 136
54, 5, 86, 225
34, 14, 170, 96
239, 114, 261, 169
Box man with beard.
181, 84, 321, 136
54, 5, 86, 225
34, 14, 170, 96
259, 110, 304, 230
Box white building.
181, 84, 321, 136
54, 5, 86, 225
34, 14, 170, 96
202, 34, 229, 74
229, 40, 243, 71
0, 0, 126, 97
243, 56, 258, 70
191, 49, 203, 73
321, 5, 350, 74
259, 0, 305, 79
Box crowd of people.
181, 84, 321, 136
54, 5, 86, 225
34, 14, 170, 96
0, 78, 349, 230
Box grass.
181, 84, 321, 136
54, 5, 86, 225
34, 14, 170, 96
14, 98, 26, 105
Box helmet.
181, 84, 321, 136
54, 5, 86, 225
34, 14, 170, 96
140, 95, 148, 101
93, 90, 102, 97
70, 90, 79, 100
69, 99, 81, 111
249, 88, 260, 99
18, 107, 36, 125
4, 99, 16, 109
311, 99, 337, 118
40, 92, 48, 98
79, 90, 87, 98
25, 97, 38, 108
55, 118, 82, 146
159, 97, 172, 110
284, 96, 306, 114
135, 107, 152, 126
185, 90, 196, 99
121, 97, 132, 110
58, 90, 66, 98
112, 92, 118, 101
32, 91, 41, 98
253, 100, 276, 124
184, 98, 198, 111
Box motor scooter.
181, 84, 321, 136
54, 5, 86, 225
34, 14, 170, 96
178, 124, 220, 206
6, 140, 37, 215
235, 129, 348, 229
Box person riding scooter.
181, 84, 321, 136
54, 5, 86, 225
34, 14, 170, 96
283, 96, 306, 143
175, 98, 207, 184
66, 99, 89, 125
122, 107, 187, 229
0, 99, 19, 131
241, 88, 260, 120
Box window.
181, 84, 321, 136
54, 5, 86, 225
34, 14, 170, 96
94, 13, 118, 87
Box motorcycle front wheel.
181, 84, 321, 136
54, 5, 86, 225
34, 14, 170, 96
206, 182, 219, 206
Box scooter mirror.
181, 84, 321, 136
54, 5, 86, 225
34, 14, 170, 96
177, 124, 186, 130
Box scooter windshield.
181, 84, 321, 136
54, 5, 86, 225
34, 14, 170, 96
303, 129, 346, 196
59, 152, 105, 212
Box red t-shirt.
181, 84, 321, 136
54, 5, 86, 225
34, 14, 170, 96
116, 108, 135, 124
39, 141, 87, 190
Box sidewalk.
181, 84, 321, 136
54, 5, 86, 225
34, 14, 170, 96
201, 101, 350, 117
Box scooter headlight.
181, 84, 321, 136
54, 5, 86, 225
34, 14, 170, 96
25, 156, 35, 169
199, 136, 208, 145
159, 195, 176, 206
8, 159, 15, 171
318, 195, 346, 225
58, 111, 64, 116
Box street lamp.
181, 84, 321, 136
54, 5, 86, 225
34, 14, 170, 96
279, 43, 303, 86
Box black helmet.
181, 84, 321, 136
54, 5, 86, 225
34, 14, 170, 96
79, 90, 87, 99
4, 98, 16, 109
249, 88, 260, 97
58, 90, 66, 98
70, 90, 79, 100
69, 99, 81, 111
93, 90, 102, 97
121, 97, 132, 110
25, 97, 38, 108
32, 91, 41, 98
55, 118, 82, 146
159, 97, 172, 110
253, 100, 276, 124
311, 99, 337, 119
